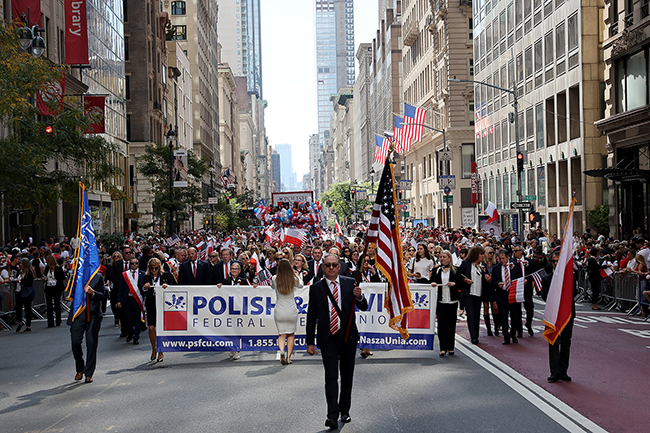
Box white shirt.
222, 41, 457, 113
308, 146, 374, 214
439, 268, 456, 304
638, 247, 650, 265
470, 263, 482, 297
411, 257, 434, 280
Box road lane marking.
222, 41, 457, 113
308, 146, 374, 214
457, 336, 607, 433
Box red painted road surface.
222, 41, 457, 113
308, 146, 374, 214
455, 301, 650, 432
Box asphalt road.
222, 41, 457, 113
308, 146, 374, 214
1, 314, 606, 433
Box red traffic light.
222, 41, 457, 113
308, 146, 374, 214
45, 125, 53, 134
517, 153, 523, 161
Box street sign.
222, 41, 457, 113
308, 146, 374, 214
511, 201, 533, 210
443, 186, 451, 195
356, 189, 367, 200
438, 150, 453, 161
443, 195, 453, 204
208, 197, 219, 205
524, 195, 537, 201
399, 179, 413, 191
397, 200, 409, 205
439, 175, 456, 189
401, 204, 408, 211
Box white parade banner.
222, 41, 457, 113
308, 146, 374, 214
155, 283, 437, 352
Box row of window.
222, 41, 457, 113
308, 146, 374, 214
480, 167, 546, 209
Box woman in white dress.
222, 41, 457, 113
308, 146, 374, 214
273, 259, 303, 365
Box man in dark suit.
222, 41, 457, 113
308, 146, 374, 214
179, 247, 213, 285
307, 254, 368, 429
327, 247, 353, 277
211, 248, 240, 285
308, 246, 325, 283
109, 246, 134, 334
511, 245, 528, 338
68, 273, 106, 383
491, 249, 521, 345
117, 258, 146, 344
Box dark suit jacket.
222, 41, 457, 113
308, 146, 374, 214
212, 260, 242, 285
118, 269, 145, 305
306, 276, 368, 349
490, 263, 510, 293
458, 260, 489, 297
223, 275, 249, 285
179, 260, 213, 285
308, 259, 324, 283
110, 259, 129, 286
66, 275, 106, 325
430, 266, 463, 302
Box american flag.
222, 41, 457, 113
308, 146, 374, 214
257, 268, 272, 286
220, 169, 231, 187
366, 161, 414, 339
530, 269, 545, 294
374, 135, 390, 164
393, 115, 411, 153
403, 103, 426, 143
166, 235, 180, 246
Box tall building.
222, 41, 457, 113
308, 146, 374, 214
401, 0, 475, 228
271, 150, 282, 192
330, 90, 355, 183
471, 0, 606, 235
275, 144, 294, 191
218, 64, 243, 195
353, 43, 373, 183
308, 134, 320, 195
315, 0, 356, 148
596, 2, 650, 238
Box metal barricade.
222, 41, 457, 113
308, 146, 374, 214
612, 272, 640, 314
574, 265, 589, 303
601, 274, 617, 310
0, 283, 15, 330
31, 279, 46, 320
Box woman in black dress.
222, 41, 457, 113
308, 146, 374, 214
142, 258, 175, 362
44, 255, 66, 327
481, 246, 499, 337
458, 246, 489, 345
430, 250, 464, 356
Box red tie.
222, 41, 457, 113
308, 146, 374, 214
132, 271, 136, 279
329, 281, 340, 335
504, 267, 510, 291
315, 262, 320, 276
125, 262, 128, 271
193, 262, 197, 278
225, 262, 229, 278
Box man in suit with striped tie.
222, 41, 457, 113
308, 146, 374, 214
491, 249, 521, 345
306, 254, 368, 429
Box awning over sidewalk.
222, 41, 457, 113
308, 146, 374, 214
583, 168, 650, 181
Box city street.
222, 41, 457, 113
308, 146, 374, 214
0, 306, 614, 433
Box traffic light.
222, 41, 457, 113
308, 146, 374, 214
325, 199, 332, 207
45, 125, 53, 134
529, 211, 541, 223
351, 189, 356, 199
344, 189, 351, 200
517, 153, 524, 172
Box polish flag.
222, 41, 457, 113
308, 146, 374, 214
222, 237, 232, 249
599, 267, 613, 279
485, 201, 499, 224
543, 198, 576, 345
335, 219, 343, 236
283, 228, 307, 247
508, 277, 525, 304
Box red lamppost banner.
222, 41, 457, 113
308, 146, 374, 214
65, 0, 89, 65
84, 96, 106, 133
470, 162, 478, 204
12, 0, 42, 26
37, 76, 66, 116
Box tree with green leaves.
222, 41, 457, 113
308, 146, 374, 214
588, 204, 610, 235
137, 144, 208, 232
320, 181, 376, 225
0, 22, 122, 219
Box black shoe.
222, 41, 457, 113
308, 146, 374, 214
517, 332, 523, 338
133, 339, 139, 345
559, 373, 572, 381
471, 338, 479, 345
527, 325, 534, 336
495, 327, 500, 337
502, 339, 511, 345
340, 413, 351, 423
439, 351, 447, 357
512, 336, 518, 344
547, 374, 559, 383
16, 322, 24, 333
126, 335, 133, 343
325, 418, 338, 429
487, 329, 493, 337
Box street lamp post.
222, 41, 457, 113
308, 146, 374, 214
166, 125, 176, 236
17, 11, 46, 58
369, 167, 375, 191
449, 78, 523, 235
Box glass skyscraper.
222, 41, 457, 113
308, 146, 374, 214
315, 0, 355, 142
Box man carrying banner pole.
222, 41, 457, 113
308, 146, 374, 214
66, 184, 106, 383
542, 198, 577, 383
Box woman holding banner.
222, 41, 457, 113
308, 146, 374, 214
458, 246, 489, 345
430, 251, 463, 356
272, 259, 302, 365
142, 258, 174, 362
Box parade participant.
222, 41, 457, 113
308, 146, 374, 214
44, 255, 66, 328
458, 246, 488, 344
223, 262, 249, 285
492, 249, 520, 344
349, 250, 359, 272
541, 252, 575, 383
109, 246, 133, 330
163, 248, 180, 284
430, 250, 463, 356
142, 258, 174, 362
328, 248, 353, 277
585, 247, 603, 310
306, 254, 368, 428
511, 245, 528, 337
212, 248, 238, 284
69, 273, 106, 383
407, 244, 434, 284
308, 246, 325, 283
238, 252, 258, 285
15, 258, 36, 332
481, 246, 500, 337
272, 259, 303, 365
138, 245, 154, 272
179, 247, 212, 285
293, 253, 313, 285
117, 258, 146, 344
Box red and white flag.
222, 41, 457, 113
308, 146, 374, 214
222, 237, 232, 249
508, 277, 525, 304
84, 96, 105, 133
403, 103, 426, 143
37, 76, 66, 116
336, 235, 346, 250
543, 198, 576, 345
282, 228, 307, 247
335, 219, 343, 236
485, 201, 499, 224
599, 267, 613, 279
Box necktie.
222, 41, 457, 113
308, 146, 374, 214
329, 281, 340, 335
504, 266, 510, 291
125, 262, 128, 271
132, 271, 136, 279
193, 262, 197, 278
316, 261, 320, 276
225, 262, 229, 278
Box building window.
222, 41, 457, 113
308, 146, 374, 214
536, 104, 544, 149
172, 25, 187, 40
172, 1, 186, 15
556, 22, 565, 58
537, 166, 546, 207
462, 143, 475, 179
616, 50, 648, 113
125, 75, 130, 100
568, 13, 579, 52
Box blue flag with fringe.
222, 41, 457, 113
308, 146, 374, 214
66, 183, 101, 322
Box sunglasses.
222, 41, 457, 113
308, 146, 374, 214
123, 251, 132, 254
323, 263, 339, 268
150, 266, 160, 270
488, 252, 494, 255
130, 262, 139, 265
551, 260, 558, 263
